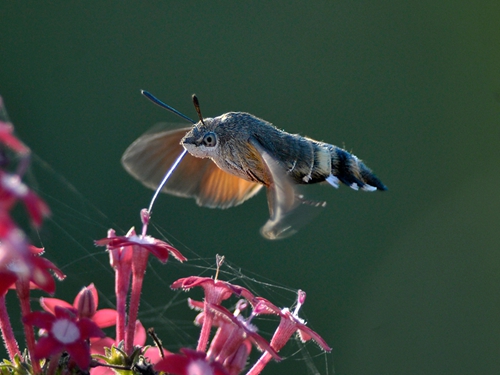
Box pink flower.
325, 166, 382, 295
96, 224, 185, 354
95, 228, 186, 263
171, 276, 243, 352
0, 170, 50, 227
23, 306, 106, 370
155, 348, 229, 375
40, 283, 117, 328
253, 290, 331, 352
21, 247, 66, 294
188, 298, 254, 371
206, 303, 280, 363
246, 290, 331, 375
0, 242, 64, 374
1, 244, 65, 296
171, 276, 255, 308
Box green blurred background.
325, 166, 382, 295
1, 1, 499, 374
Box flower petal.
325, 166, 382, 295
54, 306, 77, 319
95, 235, 186, 263
66, 340, 92, 370
92, 309, 117, 328
296, 324, 332, 352
77, 318, 106, 339
133, 320, 146, 346
40, 297, 73, 315
22, 311, 55, 330
33, 335, 63, 360
89, 336, 115, 355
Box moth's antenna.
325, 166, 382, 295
141, 90, 196, 124
192, 94, 205, 125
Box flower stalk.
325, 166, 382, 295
0, 295, 20, 360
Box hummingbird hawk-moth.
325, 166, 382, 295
122, 91, 387, 239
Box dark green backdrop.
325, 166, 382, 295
1, 2, 499, 374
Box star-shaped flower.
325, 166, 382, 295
252, 290, 331, 352
23, 306, 105, 370
172, 276, 245, 352
247, 290, 331, 375
40, 283, 116, 328
95, 228, 186, 263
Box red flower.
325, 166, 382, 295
23, 306, 105, 370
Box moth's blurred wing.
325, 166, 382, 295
196, 164, 263, 208
249, 138, 325, 240
121, 127, 262, 209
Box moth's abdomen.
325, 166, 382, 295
249, 120, 386, 191
326, 145, 387, 191
281, 138, 331, 184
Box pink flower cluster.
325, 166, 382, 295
0, 98, 331, 375
159, 277, 331, 375
0, 98, 67, 374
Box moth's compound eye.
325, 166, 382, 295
202, 132, 217, 147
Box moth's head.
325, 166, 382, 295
180, 117, 220, 159
181, 112, 258, 159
